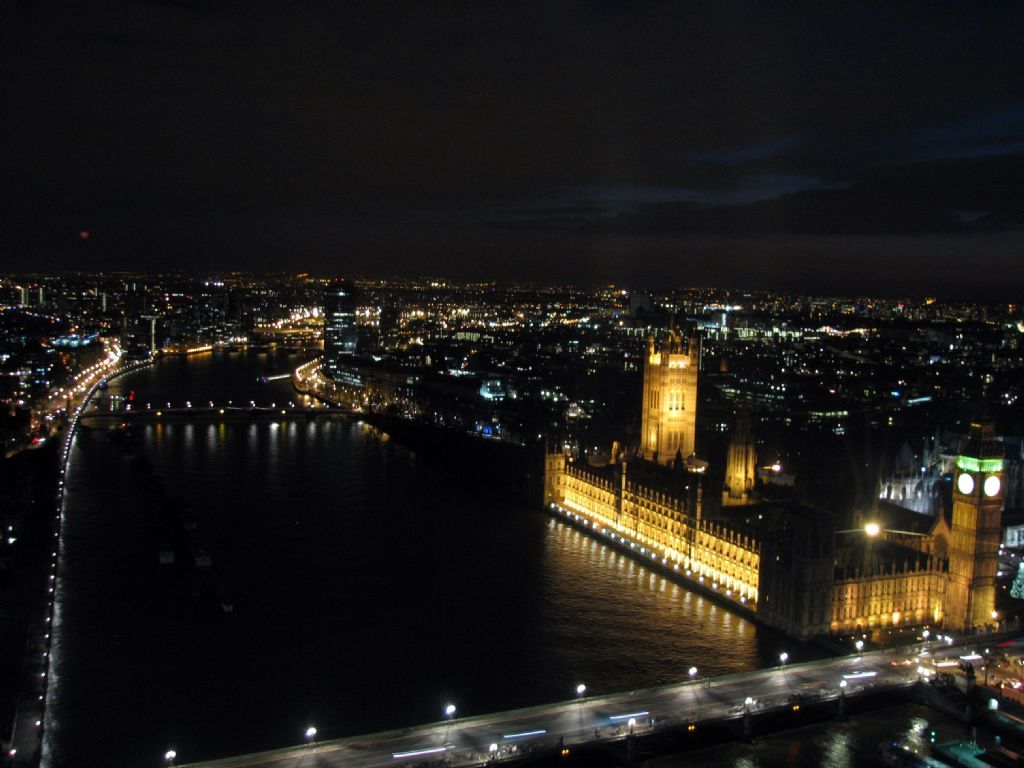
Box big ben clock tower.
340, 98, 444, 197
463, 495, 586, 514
947, 421, 1004, 632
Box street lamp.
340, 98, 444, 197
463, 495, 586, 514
164, 749, 177, 766
627, 717, 636, 735
576, 683, 587, 698
689, 665, 702, 719
744, 696, 753, 713
855, 640, 864, 653
779, 652, 789, 667
444, 703, 457, 744
305, 725, 318, 745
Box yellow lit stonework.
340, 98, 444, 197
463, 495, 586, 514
946, 422, 1004, 632
542, 332, 1002, 639
829, 560, 947, 634
545, 447, 973, 638
641, 329, 698, 465
723, 411, 756, 505
545, 457, 760, 607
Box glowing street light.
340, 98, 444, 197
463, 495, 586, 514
779, 652, 789, 666
688, 666, 698, 681
574, 682, 588, 729
444, 702, 458, 745
855, 640, 864, 653
864, 522, 881, 537
164, 749, 177, 766
305, 725, 318, 743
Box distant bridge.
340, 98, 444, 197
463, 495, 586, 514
171, 642, 975, 768
77, 404, 353, 422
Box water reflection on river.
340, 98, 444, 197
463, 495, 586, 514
648, 703, 1004, 768
46, 349, 793, 767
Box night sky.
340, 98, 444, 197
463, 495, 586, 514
4, 2, 1024, 298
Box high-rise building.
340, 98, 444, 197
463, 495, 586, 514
142, 315, 160, 354
323, 280, 358, 382
641, 328, 699, 464
947, 421, 1004, 631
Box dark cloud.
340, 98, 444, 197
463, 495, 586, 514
679, 136, 809, 169
2, 2, 1024, 297
496, 155, 1024, 237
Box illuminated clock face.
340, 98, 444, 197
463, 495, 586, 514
957, 472, 975, 495
984, 475, 1001, 497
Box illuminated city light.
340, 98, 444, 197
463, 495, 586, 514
393, 747, 447, 760
609, 711, 649, 721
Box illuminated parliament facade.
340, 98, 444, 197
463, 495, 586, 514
544, 328, 1005, 639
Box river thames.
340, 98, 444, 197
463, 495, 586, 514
46, 348, 805, 767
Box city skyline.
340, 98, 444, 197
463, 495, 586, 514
1, 271, 1023, 765
4, 4, 1024, 298
5, 2, 1024, 763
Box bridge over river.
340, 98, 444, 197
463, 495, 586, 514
176, 641, 979, 768
78, 403, 353, 422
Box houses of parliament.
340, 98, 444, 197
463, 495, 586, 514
544, 327, 1006, 639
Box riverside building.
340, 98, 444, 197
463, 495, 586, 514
544, 327, 1005, 639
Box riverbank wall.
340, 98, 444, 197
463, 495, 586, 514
3, 358, 153, 767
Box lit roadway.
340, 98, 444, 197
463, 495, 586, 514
178, 640, 987, 768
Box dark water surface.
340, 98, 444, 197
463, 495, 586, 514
45, 349, 793, 767
647, 703, 1003, 768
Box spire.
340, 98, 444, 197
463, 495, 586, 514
673, 448, 684, 471
962, 420, 1001, 461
